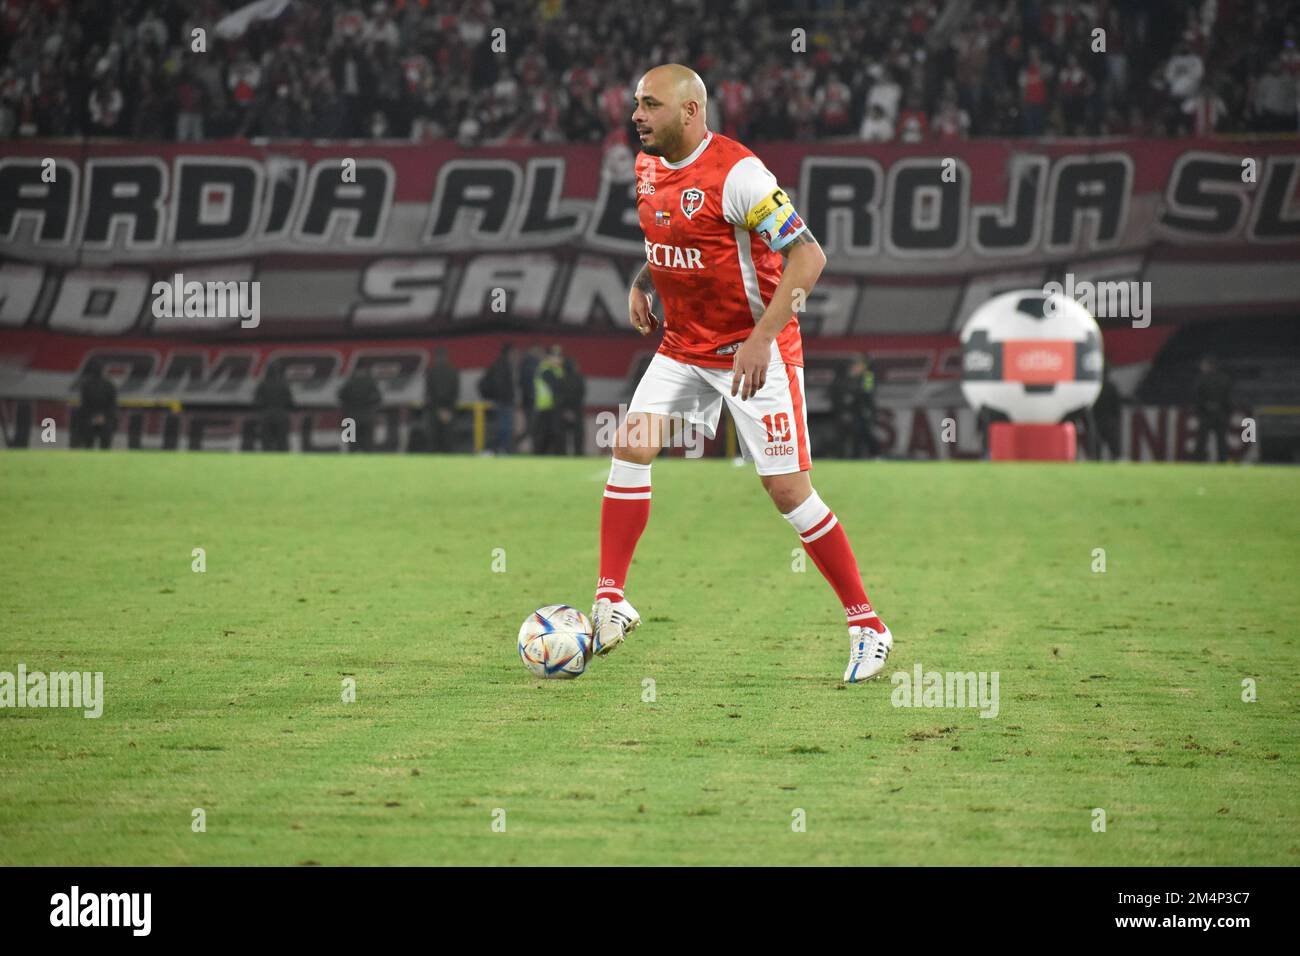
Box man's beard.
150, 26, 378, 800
641, 126, 681, 157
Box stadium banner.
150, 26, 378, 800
1, 136, 1295, 432
0, 394, 1257, 462
0, 327, 1253, 462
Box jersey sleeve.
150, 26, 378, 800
721, 155, 808, 252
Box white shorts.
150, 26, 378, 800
627, 351, 811, 475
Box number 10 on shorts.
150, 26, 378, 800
763, 413, 791, 443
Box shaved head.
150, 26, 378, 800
641, 64, 707, 116
632, 63, 709, 162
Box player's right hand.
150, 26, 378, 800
629, 289, 660, 336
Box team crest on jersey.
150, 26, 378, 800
680, 187, 705, 219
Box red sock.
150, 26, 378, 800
783, 490, 884, 632
596, 459, 651, 603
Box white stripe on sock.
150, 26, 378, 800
782, 490, 829, 535
800, 514, 838, 543
608, 458, 651, 489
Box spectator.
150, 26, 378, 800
1018, 46, 1050, 136
87, 74, 123, 135
517, 344, 543, 450
1192, 356, 1234, 463
337, 367, 383, 452
253, 366, 293, 452
1252, 59, 1298, 132
4, 0, 1294, 144
859, 102, 895, 142
814, 73, 854, 137
559, 352, 587, 456
1057, 53, 1093, 136
1162, 42, 1205, 135
310, 76, 348, 138
478, 343, 516, 455
896, 92, 929, 143
865, 64, 902, 124
331, 36, 372, 137
130, 75, 165, 138
931, 92, 969, 140
226, 48, 263, 131
76, 361, 117, 450
260, 83, 298, 138
1092, 371, 1122, 461
424, 347, 460, 454
831, 354, 879, 459
715, 68, 752, 139
365, 3, 400, 51
175, 68, 205, 141
531, 346, 567, 456
1185, 76, 1228, 137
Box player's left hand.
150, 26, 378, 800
730, 335, 771, 401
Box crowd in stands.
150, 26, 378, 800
2, 0, 1298, 144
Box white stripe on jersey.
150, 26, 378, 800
733, 225, 766, 322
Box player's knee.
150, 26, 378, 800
614, 449, 655, 466
612, 434, 657, 465
614, 415, 662, 463
764, 481, 809, 514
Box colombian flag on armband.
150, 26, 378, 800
747, 187, 807, 251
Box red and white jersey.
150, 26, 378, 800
634, 131, 807, 369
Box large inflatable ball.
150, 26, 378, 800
959, 290, 1103, 424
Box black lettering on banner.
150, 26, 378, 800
82, 159, 168, 248
426, 161, 519, 241
154, 353, 206, 394
353, 352, 422, 390
352, 258, 448, 327
518, 158, 584, 239
48, 269, 151, 335
800, 158, 881, 256
1159, 154, 1252, 237
155, 353, 254, 394
587, 171, 643, 248
452, 254, 557, 321
262, 159, 305, 238
886, 158, 967, 257
1249, 157, 1300, 241
78, 352, 156, 392
0, 159, 78, 244
0, 262, 45, 326
297, 160, 393, 244
1046, 154, 1132, 251
972, 155, 1047, 254
556, 258, 634, 328
173, 158, 260, 245
263, 353, 338, 392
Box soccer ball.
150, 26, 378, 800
959, 289, 1103, 424
517, 605, 593, 680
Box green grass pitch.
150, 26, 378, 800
1, 451, 1296, 866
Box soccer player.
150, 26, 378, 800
590, 64, 893, 683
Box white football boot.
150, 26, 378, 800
844, 624, 893, 683
590, 598, 641, 657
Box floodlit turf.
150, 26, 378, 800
0, 450, 1297, 866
